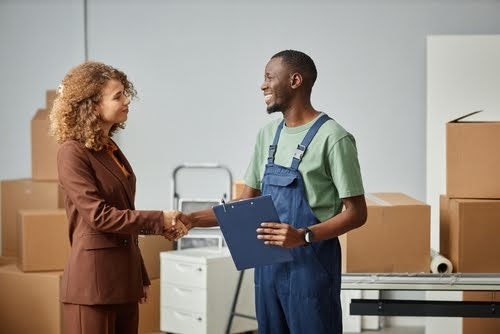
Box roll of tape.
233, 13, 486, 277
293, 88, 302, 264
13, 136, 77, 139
430, 249, 453, 273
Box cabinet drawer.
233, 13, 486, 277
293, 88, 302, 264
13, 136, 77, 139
160, 306, 206, 334
162, 284, 206, 313
162, 260, 207, 288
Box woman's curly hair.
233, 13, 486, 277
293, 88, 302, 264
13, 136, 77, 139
49, 61, 137, 151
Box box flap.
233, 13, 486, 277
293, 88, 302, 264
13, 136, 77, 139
449, 110, 483, 123
367, 193, 426, 206
46, 90, 57, 110
450, 198, 500, 205
32, 109, 48, 121
18, 208, 66, 217
365, 193, 392, 206
0, 256, 16, 266
0, 264, 63, 277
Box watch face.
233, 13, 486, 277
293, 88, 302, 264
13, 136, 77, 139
305, 231, 311, 243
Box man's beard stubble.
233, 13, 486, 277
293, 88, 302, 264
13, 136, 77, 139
266, 102, 287, 114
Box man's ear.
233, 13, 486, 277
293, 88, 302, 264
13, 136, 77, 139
290, 73, 303, 89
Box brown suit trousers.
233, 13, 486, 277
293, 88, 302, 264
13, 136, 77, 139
63, 302, 138, 334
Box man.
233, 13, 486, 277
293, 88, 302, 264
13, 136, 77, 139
188, 50, 367, 334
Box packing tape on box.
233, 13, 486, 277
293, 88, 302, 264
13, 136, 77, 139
430, 249, 453, 274
365, 193, 391, 206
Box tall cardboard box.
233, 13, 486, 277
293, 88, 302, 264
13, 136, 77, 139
32, 108, 60, 180
139, 278, 160, 334
463, 291, 500, 334
0, 265, 63, 334
340, 193, 430, 273
446, 112, 500, 199
232, 180, 246, 200
138, 235, 173, 279
1, 179, 64, 256
17, 209, 70, 272
440, 196, 500, 273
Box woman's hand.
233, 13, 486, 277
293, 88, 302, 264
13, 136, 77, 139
139, 285, 150, 304
162, 210, 191, 240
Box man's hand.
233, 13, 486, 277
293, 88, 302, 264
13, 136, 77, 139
162, 210, 192, 240
256, 222, 305, 248
174, 210, 193, 230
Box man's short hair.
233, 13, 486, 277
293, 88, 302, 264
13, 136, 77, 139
271, 50, 317, 87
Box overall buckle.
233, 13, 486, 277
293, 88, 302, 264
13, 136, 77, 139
294, 144, 306, 160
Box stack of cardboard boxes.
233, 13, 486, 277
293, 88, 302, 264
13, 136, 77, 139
440, 112, 500, 333
0, 91, 172, 334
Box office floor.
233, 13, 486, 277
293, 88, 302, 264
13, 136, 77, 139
154, 327, 426, 334
358, 327, 425, 334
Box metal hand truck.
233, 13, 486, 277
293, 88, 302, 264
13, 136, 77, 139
171, 163, 232, 250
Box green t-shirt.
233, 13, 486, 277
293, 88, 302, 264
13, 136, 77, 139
244, 112, 364, 222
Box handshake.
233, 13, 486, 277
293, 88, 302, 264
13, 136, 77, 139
162, 210, 193, 241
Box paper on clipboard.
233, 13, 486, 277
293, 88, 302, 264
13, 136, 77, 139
212, 195, 293, 270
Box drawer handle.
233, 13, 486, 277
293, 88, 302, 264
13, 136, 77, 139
175, 263, 203, 273
173, 310, 203, 322
174, 287, 193, 295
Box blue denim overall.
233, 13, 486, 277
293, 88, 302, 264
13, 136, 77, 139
254, 114, 342, 334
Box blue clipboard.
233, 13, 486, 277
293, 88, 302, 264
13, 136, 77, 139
212, 195, 293, 271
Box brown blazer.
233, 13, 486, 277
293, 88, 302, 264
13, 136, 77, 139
57, 140, 164, 305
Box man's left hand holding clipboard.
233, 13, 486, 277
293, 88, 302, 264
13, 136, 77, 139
212, 195, 293, 271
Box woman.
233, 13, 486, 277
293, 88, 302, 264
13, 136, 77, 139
49, 61, 189, 334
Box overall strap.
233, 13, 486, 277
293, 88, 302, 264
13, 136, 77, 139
290, 114, 331, 170
267, 120, 285, 164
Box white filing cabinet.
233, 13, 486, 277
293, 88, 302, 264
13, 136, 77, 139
160, 247, 257, 334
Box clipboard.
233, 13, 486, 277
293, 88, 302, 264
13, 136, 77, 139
212, 195, 293, 270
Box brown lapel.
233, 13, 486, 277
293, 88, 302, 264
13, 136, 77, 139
92, 148, 136, 209
114, 145, 137, 200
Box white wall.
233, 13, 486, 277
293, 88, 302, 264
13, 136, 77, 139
0, 0, 84, 179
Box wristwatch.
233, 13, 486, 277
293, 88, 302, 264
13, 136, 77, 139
303, 227, 314, 245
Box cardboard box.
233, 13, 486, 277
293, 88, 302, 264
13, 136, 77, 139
32, 109, 60, 180
1, 179, 64, 256
340, 193, 430, 273
446, 112, 500, 199
0, 264, 63, 334
232, 180, 246, 200
463, 291, 500, 334
17, 209, 69, 272
138, 235, 173, 279
440, 196, 500, 273
46, 89, 57, 110
139, 278, 160, 334
0, 265, 158, 334
0, 256, 16, 266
